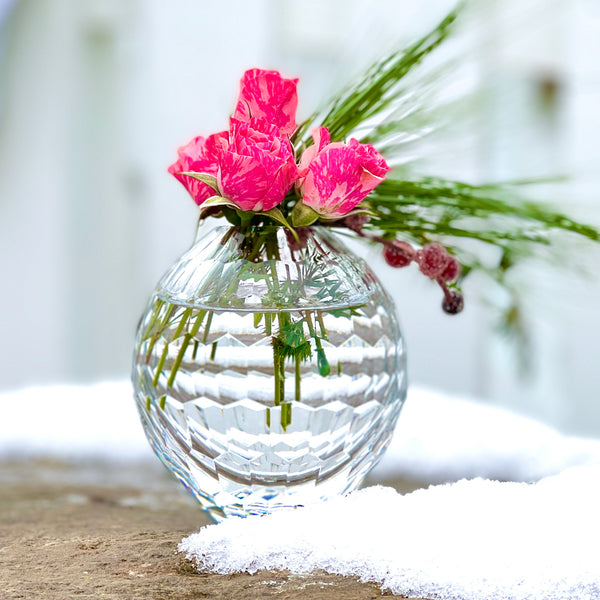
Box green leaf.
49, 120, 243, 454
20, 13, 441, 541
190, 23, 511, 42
179, 172, 219, 191
261, 207, 300, 242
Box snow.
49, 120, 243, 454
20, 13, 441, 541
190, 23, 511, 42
180, 470, 600, 600
2, 381, 599, 484
373, 387, 600, 484
3, 381, 600, 598
0, 381, 151, 461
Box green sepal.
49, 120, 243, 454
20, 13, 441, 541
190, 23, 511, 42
222, 206, 241, 226
291, 201, 319, 227
237, 210, 255, 230
199, 195, 240, 216
179, 172, 219, 192
260, 207, 300, 242
320, 203, 376, 222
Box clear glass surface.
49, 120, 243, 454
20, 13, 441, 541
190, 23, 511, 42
132, 224, 406, 521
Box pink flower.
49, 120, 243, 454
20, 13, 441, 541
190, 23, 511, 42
167, 132, 227, 206
297, 128, 390, 218
233, 69, 299, 136
217, 118, 298, 212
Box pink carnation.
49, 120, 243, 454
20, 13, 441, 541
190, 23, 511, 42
297, 129, 390, 218
233, 69, 299, 136
217, 118, 298, 212
167, 132, 227, 206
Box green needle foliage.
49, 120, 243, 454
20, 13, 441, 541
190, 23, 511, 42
293, 2, 600, 344
294, 4, 462, 148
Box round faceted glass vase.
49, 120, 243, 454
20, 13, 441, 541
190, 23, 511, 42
132, 223, 407, 521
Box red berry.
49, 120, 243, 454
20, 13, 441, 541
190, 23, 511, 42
383, 240, 415, 268
285, 227, 310, 251
439, 255, 461, 283
442, 290, 464, 315
344, 213, 370, 232
416, 243, 449, 279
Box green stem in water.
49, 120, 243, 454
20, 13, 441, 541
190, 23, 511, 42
305, 312, 330, 377
295, 355, 301, 402
202, 311, 213, 344
316, 311, 328, 340
273, 341, 284, 407
145, 303, 176, 363
141, 298, 165, 341
265, 312, 272, 336
153, 343, 169, 387
167, 333, 192, 388
190, 309, 207, 337
172, 307, 193, 340
281, 402, 292, 431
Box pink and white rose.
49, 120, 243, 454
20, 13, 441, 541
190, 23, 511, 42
167, 132, 227, 206
296, 127, 390, 218
233, 69, 299, 136
217, 118, 298, 212
168, 119, 297, 212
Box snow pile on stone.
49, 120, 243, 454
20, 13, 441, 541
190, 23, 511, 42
0, 381, 150, 461
180, 467, 600, 600
373, 387, 600, 483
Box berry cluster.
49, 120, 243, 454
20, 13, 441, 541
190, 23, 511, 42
344, 215, 464, 315
383, 240, 464, 314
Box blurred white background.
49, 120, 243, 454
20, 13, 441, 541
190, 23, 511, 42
0, 0, 598, 434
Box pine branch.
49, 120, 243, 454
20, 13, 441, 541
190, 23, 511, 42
367, 176, 600, 247
293, 3, 463, 148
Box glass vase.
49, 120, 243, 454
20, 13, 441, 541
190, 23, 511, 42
132, 222, 407, 521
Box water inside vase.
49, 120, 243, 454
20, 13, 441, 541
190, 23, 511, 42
132, 293, 404, 520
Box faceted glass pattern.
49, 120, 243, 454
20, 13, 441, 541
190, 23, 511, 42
132, 225, 406, 521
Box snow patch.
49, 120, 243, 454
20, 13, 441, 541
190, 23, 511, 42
373, 387, 600, 483
0, 381, 151, 461
180, 468, 600, 600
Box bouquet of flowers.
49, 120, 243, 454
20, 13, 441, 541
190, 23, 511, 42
168, 67, 464, 317
167, 7, 598, 324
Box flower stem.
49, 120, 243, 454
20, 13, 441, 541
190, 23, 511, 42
273, 343, 284, 407
281, 402, 291, 431
202, 312, 213, 344
305, 311, 330, 376
141, 298, 165, 341
173, 307, 192, 340
153, 343, 169, 387
295, 355, 301, 402
145, 303, 176, 363
167, 333, 192, 388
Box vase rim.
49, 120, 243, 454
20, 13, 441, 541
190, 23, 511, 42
157, 223, 379, 311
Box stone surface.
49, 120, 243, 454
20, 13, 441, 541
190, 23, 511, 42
0, 459, 426, 600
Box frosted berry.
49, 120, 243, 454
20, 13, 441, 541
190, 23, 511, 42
416, 243, 449, 278
442, 290, 464, 315
344, 213, 371, 233
285, 227, 310, 251
383, 240, 415, 268
439, 255, 461, 283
